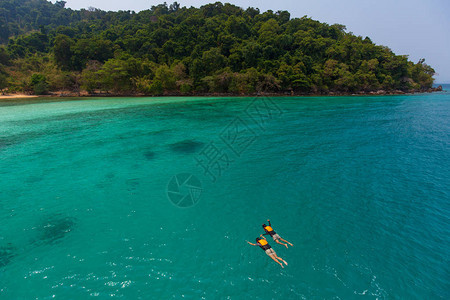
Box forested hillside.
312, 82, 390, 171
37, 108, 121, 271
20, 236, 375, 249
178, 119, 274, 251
0, 0, 106, 43
0, 0, 436, 95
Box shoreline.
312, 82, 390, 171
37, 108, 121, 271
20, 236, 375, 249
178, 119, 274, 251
0, 94, 39, 100
0, 86, 444, 100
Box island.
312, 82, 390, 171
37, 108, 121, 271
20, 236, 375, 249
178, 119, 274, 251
0, 0, 440, 97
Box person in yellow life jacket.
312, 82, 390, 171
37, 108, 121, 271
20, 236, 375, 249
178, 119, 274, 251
262, 219, 293, 248
246, 235, 288, 268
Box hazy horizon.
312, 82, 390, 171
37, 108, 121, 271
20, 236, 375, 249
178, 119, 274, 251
52, 0, 450, 83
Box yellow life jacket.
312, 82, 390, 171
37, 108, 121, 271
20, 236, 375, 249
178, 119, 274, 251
258, 239, 268, 246
264, 226, 273, 232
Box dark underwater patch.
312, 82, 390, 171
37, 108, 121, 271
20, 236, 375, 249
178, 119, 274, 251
0, 131, 46, 150
35, 214, 76, 245
0, 243, 16, 268
126, 178, 140, 191
143, 150, 156, 160
105, 172, 115, 179
169, 140, 204, 154
25, 175, 42, 184
0, 137, 16, 150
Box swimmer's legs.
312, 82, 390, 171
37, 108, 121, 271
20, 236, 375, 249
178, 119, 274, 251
275, 239, 288, 248
268, 254, 284, 268
279, 237, 293, 246
273, 253, 288, 266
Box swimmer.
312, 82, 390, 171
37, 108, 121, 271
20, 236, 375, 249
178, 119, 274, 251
262, 219, 293, 248
246, 235, 288, 268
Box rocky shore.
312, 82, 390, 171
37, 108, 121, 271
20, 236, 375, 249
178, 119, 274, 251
0, 86, 443, 99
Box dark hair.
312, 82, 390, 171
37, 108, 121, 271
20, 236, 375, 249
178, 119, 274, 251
255, 237, 260, 242
262, 224, 266, 228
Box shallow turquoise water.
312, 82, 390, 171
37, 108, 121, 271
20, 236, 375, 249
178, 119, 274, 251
0, 92, 449, 299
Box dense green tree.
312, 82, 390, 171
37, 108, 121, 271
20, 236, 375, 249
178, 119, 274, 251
411, 59, 434, 89
0, 47, 10, 65
71, 38, 114, 70
0, 0, 97, 43
96, 58, 133, 92
0, 73, 8, 93
80, 60, 103, 93
30, 74, 49, 95
53, 34, 75, 70
154, 64, 176, 90
149, 80, 164, 95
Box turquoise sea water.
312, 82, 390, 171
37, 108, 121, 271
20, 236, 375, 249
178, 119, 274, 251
1, 90, 449, 299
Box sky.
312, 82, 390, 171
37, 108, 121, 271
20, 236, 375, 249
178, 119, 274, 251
58, 0, 450, 83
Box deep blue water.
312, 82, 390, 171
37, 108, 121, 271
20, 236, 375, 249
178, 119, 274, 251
0, 92, 449, 299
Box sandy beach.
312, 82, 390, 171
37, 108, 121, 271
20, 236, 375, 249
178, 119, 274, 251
0, 94, 38, 99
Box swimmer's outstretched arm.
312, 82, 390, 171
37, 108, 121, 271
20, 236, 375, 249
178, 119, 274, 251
246, 241, 257, 246
267, 219, 271, 226
259, 234, 267, 240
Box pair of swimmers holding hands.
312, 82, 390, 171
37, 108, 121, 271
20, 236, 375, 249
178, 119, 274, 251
246, 219, 293, 268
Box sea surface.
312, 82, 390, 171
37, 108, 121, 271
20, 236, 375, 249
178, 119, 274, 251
0, 88, 449, 299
